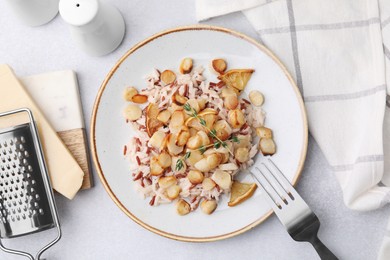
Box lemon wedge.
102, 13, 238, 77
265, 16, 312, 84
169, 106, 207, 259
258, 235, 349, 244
218, 69, 254, 91
228, 181, 257, 207
145, 103, 163, 137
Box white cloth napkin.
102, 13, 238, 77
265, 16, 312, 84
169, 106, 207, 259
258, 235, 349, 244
197, 0, 390, 258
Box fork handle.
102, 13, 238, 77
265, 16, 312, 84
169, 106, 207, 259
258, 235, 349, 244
310, 236, 338, 260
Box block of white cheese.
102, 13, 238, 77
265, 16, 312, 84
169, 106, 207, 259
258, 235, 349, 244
20, 71, 92, 189
0, 64, 84, 199
20, 71, 85, 131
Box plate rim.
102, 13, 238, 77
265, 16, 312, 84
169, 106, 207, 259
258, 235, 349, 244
90, 24, 308, 242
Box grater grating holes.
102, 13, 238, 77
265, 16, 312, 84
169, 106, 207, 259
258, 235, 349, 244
0, 136, 45, 224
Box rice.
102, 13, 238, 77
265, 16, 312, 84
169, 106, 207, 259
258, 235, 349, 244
125, 66, 265, 209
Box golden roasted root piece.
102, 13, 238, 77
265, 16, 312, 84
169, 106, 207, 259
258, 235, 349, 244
256, 127, 273, 139
234, 134, 250, 149
167, 185, 181, 200
211, 59, 227, 75
219, 162, 238, 171
218, 69, 254, 91
202, 178, 216, 191
123, 87, 138, 101
228, 109, 246, 129
157, 110, 171, 124
123, 104, 142, 121
131, 94, 148, 104
185, 149, 203, 167
220, 153, 230, 164
186, 134, 202, 150
188, 127, 198, 137
197, 131, 210, 146
224, 95, 238, 110
149, 131, 166, 150
211, 170, 232, 190
195, 153, 222, 172
249, 90, 264, 106
235, 147, 249, 163
228, 181, 257, 207
259, 138, 276, 156
169, 110, 185, 134
161, 70, 176, 84
176, 199, 191, 215
204, 114, 218, 130
213, 120, 232, 141
176, 128, 190, 146
180, 58, 193, 74
187, 170, 204, 184
167, 134, 184, 155
200, 200, 218, 215
158, 176, 177, 189
157, 152, 172, 168
172, 93, 188, 105
150, 157, 164, 176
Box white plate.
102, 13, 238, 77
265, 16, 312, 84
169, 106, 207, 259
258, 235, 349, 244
91, 25, 308, 242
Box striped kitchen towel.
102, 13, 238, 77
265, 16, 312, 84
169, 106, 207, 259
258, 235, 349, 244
197, 0, 390, 258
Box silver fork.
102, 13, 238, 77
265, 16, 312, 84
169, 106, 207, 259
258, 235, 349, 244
250, 159, 338, 260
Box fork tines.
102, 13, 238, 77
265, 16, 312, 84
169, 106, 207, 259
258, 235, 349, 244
250, 158, 296, 210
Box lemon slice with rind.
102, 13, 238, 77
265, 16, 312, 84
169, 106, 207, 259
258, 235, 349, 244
218, 69, 255, 91
228, 181, 257, 207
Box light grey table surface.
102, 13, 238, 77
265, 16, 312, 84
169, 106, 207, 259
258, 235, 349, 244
1, 1, 389, 259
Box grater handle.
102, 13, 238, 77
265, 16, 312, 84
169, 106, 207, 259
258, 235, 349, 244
0, 239, 34, 259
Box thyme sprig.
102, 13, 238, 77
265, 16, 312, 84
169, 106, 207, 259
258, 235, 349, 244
175, 151, 191, 171
175, 102, 241, 171
183, 103, 231, 152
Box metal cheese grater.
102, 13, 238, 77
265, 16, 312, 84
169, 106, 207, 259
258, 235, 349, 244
0, 108, 61, 260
